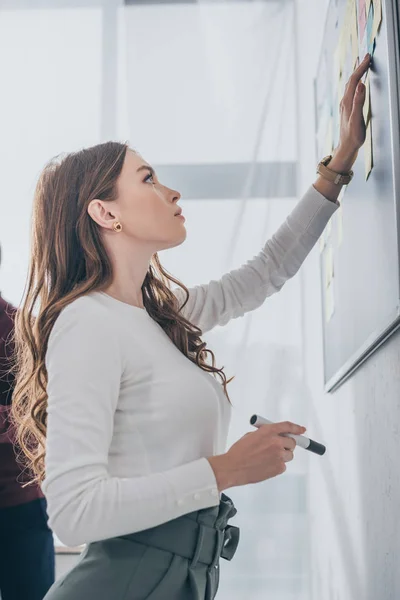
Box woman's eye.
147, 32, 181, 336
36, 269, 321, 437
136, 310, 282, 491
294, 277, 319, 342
145, 173, 155, 184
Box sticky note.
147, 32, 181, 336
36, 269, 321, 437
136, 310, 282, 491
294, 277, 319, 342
327, 246, 334, 282
325, 245, 334, 289
333, 42, 342, 81
371, 0, 382, 40
337, 74, 346, 106
357, 0, 367, 42
365, 120, 373, 180
325, 280, 335, 323
317, 100, 330, 158
337, 27, 348, 74
337, 186, 346, 205
319, 231, 326, 254
326, 219, 332, 240
366, 3, 375, 56
363, 71, 371, 124
359, 23, 368, 66
351, 2, 359, 68
333, 90, 341, 149
341, 27, 354, 93
325, 117, 334, 155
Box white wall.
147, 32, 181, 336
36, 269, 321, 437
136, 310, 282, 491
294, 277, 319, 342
295, 1, 400, 599
117, 1, 297, 165
0, 7, 104, 303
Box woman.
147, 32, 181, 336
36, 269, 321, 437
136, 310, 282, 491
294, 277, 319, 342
0, 257, 55, 600
10, 54, 372, 599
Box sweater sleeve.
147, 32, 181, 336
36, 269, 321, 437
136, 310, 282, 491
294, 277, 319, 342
42, 303, 220, 547
173, 184, 339, 334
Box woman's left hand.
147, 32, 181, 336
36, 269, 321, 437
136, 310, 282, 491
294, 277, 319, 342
338, 53, 372, 153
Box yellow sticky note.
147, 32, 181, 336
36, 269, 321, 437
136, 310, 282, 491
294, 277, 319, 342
325, 117, 334, 155
333, 91, 341, 148
372, 0, 383, 40
338, 27, 348, 70
319, 230, 326, 254
326, 218, 332, 240
337, 74, 346, 106
351, 3, 359, 69
365, 120, 373, 180
333, 42, 342, 80
337, 186, 346, 205
327, 246, 334, 282
363, 71, 371, 124
325, 245, 334, 289
325, 280, 335, 323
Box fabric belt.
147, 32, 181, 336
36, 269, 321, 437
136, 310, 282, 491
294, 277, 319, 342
119, 492, 240, 570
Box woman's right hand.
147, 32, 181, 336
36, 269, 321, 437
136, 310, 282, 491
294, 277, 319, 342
207, 421, 307, 491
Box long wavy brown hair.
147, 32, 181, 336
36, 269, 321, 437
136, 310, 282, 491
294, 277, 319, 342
9, 141, 235, 489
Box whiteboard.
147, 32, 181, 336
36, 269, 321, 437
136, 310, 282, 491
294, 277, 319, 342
314, 0, 400, 391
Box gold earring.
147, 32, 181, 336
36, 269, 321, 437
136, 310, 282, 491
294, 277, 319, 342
113, 221, 122, 232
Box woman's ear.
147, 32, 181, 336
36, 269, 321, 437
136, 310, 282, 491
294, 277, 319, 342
87, 199, 118, 230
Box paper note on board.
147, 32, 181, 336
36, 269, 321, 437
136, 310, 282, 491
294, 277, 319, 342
351, 2, 359, 68
337, 186, 346, 205
359, 24, 368, 68
327, 246, 334, 283
319, 229, 326, 254
371, 0, 382, 40
357, 0, 367, 42
341, 23, 354, 91
326, 218, 332, 240
325, 116, 334, 155
325, 245, 334, 289
363, 71, 371, 123
333, 88, 341, 149
337, 73, 345, 106
317, 100, 331, 158
366, 3, 375, 56
333, 41, 342, 81
365, 120, 373, 180
325, 280, 335, 323
336, 24, 348, 77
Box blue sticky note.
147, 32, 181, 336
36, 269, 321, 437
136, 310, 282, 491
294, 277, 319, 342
366, 3, 375, 56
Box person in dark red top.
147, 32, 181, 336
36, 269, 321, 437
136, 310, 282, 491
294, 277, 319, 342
0, 243, 55, 600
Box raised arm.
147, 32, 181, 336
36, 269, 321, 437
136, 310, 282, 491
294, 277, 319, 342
173, 183, 338, 334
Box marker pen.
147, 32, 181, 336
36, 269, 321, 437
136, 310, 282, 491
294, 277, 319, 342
249, 414, 326, 456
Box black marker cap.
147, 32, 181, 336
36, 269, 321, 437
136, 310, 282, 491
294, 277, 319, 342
306, 439, 326, 455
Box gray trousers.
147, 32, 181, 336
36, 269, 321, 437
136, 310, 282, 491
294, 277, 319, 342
43, 492, 239, 600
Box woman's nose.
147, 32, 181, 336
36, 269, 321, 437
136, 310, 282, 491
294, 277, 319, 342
171, 189, 181, 201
